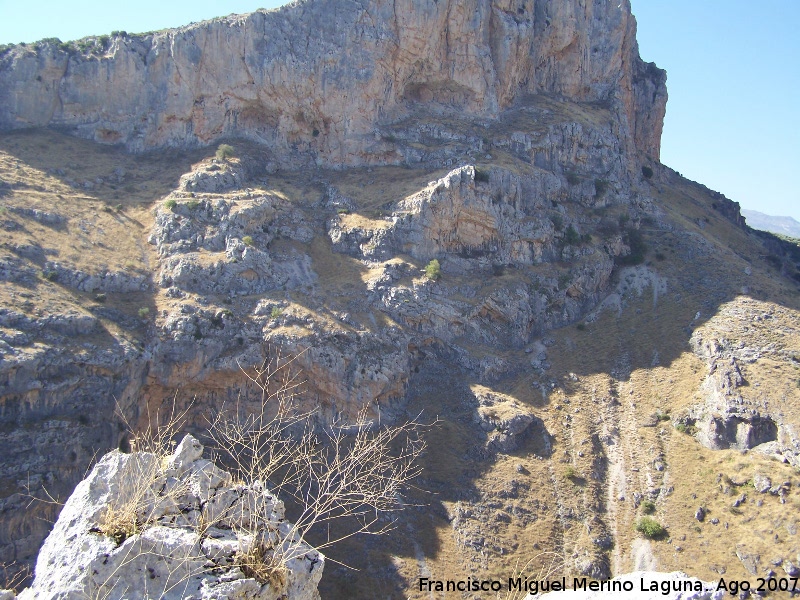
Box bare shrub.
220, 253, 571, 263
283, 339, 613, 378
206, 350, 427, 567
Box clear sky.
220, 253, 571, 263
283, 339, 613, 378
1, 0, 797, 221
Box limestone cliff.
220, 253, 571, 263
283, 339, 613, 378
0, 0, 665, 163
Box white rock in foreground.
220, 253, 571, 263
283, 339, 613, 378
17, 435, 323, 600
528, 571, 724, 600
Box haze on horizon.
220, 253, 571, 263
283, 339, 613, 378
1, 0, 797, 223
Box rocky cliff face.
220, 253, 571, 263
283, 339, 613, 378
7, 0, 797, 598
0, 0, 665, 164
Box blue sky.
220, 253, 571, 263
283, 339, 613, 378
1, 1, 797, 221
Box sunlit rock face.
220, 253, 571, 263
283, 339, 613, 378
0, 0, 665, 164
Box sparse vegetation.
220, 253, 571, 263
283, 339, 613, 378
474, 167, 490, 183
270, 306, 283, 319
137, 307, 150, 319
206, 352, 426, 575
186, 199, 200, 210
616, 226, 647, 266
675, 422, 697, 435
242, 235, 254, 246
564, 224, 581, 246
566, 172, 580, 186
594, 179, 608, 197
215, 144, 235, 160
163, 198, 177, 211
642, 165, 654, 179
33, 37, 72, 53
635, 517, 665, 539
641, 499, 656, 514
336, 208, 349, 215
424, 259, 442, 281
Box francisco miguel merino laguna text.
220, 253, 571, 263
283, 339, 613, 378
419, 576, 709, 595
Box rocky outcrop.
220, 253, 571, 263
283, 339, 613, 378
0, 0, 665, 165
686, 333, 783, 454
15, 434, 323, 600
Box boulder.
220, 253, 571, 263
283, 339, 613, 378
17, 435, 323, 600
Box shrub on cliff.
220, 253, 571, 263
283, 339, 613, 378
215, 144, 235, 160
424, 259, 441, 280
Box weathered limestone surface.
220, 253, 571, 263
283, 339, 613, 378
15, 435, 323, 600
0, 0, 665, 163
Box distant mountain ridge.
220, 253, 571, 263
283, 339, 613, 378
742, 209, 800, 238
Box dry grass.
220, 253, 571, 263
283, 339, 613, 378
235, 542, 288, 589
97, 401, 191, 544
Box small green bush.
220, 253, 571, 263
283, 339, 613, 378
424, 259, 441, 281
564, 225, 580, 246
642, 166, 654, 179
186, 200, 200, 210
94, 293, 107, 303
635, 517, 665, 539
474, 167, 490, 183
164, 199, 177, 211
336, 208, 349, 215
616, 227, 647, 266
270, 306, 283, 319
564, 466, 577, 479
242, 235, 254, 247
41, 269, 57, 281
551, 214, 563, 232
576, 323, 586, 331
138, 307, 150, 319
641, 499, 656, 515
215, 144, 235, 160
566, 172, 580, 186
